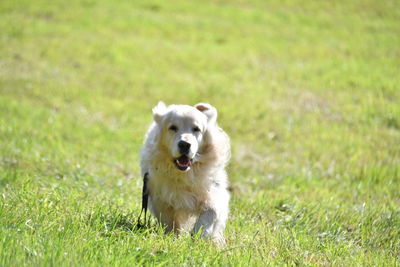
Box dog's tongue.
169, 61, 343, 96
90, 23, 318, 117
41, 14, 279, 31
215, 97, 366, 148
178, 156, 191, 166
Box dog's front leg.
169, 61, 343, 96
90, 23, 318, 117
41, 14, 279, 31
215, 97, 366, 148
193, 209, 217, 240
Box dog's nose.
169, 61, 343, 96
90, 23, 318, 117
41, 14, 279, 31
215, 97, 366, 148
178, 140, 191, 155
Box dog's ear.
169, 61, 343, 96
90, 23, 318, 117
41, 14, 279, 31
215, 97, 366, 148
152, 101, 167, 123
195, 103, 217, 125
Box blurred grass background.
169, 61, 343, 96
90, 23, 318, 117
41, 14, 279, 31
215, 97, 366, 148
1, 0, 399, 265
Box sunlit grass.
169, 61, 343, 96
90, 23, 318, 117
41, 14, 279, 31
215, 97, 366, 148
1, 0, 399, 265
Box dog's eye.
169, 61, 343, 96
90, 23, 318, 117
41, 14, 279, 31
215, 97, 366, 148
169, 125, 178, 132
193, 126, 201, 133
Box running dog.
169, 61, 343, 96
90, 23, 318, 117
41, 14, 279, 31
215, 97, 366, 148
140, 102, 230, 246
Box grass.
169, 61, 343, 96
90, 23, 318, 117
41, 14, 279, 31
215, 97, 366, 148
1, 0, 399, 265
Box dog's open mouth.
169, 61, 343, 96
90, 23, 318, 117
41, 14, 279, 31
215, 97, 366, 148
174, 155, 193, 171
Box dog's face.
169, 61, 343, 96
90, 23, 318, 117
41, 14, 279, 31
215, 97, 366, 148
152, 102, 217, 171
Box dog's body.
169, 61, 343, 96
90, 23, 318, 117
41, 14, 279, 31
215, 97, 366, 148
140, 102, 230, 246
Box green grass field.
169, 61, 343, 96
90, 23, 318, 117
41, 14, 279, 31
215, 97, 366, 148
1, 0, 399, 265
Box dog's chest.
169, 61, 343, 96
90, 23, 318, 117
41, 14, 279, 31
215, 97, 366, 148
148, 172, 209, 211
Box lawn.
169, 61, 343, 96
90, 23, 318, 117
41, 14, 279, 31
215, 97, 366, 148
0, 0, 399, 265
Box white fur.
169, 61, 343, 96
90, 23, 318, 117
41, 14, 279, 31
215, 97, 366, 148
140, 102, 231, 246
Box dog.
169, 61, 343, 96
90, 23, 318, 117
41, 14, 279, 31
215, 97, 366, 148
140, 102, 230, 246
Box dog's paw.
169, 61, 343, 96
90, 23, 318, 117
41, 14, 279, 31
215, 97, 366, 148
212, 234, 226, 249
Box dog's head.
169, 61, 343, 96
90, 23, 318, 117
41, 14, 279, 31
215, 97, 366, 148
152, 101, 217, 172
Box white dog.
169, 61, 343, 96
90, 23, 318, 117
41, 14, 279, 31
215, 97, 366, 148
140, 102, 230, 246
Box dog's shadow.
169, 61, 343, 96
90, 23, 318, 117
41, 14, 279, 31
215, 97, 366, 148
85, 208, 158, 235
